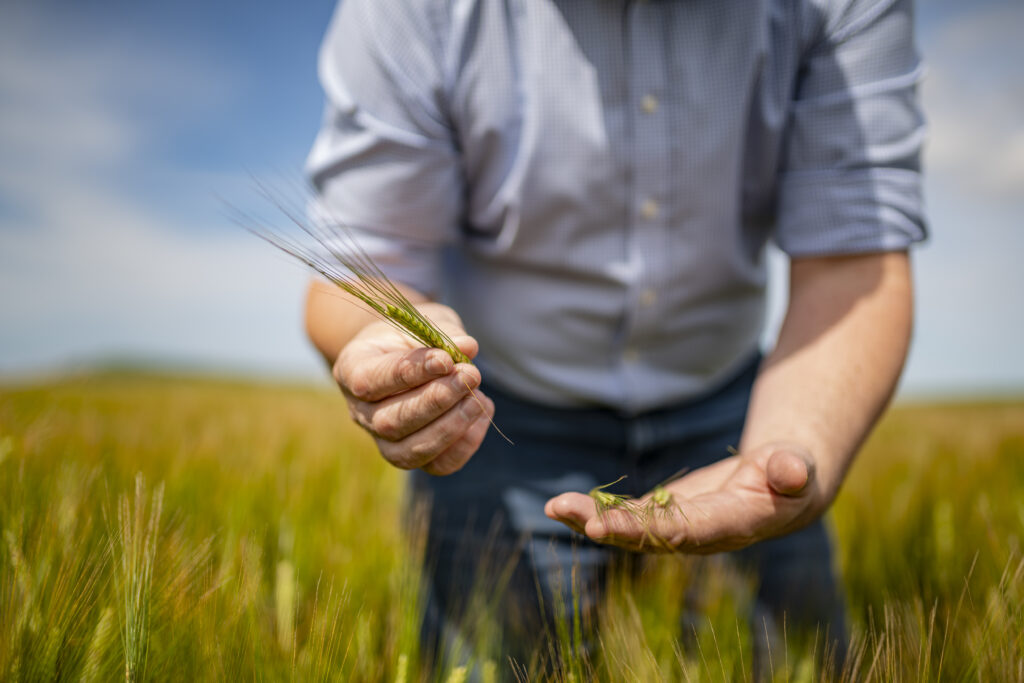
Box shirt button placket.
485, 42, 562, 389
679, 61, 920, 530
640, 198, 659, 221
621, 0, 670, 409
639, 288, 657, 308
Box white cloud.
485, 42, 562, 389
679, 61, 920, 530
921, 3, 1024, 202
0, 4, 325, 380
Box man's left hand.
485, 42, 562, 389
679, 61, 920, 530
544, 443, 825, 554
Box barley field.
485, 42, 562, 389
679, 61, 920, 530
1, 372, 1021, 681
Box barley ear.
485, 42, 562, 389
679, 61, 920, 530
234, 183, 515, 443
588, 476, 633, 519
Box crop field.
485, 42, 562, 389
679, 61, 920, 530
1, 372, 1022, 681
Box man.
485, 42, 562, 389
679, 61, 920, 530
303, 0, 925, 665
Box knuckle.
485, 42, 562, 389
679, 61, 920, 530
426, 381, 457, 414
394, 355, 421, 388
394, 393, 436, 433
411, 421, 463, 461
346, 370, 374, 401
422, 459, 449, 476
371, 412, 402, 441
377, 442, 412, 470
439, 458, 467, 475
399, 388, 456, 434
347, 403, 377, 435
424, 450, 466, 476
409, 438, 442, 461
351, 413, 373, 435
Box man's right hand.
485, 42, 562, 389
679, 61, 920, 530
332, 303, 495, 476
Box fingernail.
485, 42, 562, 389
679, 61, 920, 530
461, 397, 484, 419
426, 355, 449, 375
458, 367, 481, 389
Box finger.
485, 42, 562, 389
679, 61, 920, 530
584, 505, 649, 544
355, 366, 481, 441
340, 347, 458, 402
572, 500, 686, 553
452, 335, 479, 361
765, 450, 813, 496
420, 398, 494, 476
578, 490, 748, 553
422, 304, 465, 332
416, 306, 478, 358
547, 493, 684, 551
544, 492, 597, 535
378, 393, 489, 470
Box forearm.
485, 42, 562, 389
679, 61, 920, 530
739, 251, 914, 504
546, 251, 915, 549
304, 278, 432, 367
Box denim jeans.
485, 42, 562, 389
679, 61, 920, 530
408, 355, 847, 667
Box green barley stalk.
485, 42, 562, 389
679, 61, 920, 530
235, 182, 512, 444
82, 607, 117, 683
274, 559, 295, 654
394, 653, 409, 683
106, 473, 164, 683
444, 665, 468, 683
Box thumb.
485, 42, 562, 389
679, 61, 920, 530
765, 449, 814, 496
452, 334, 479, 362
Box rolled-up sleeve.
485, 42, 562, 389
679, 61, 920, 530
775, 0, 928, 257
305, 0, 461, 295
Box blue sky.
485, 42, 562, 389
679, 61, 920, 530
1, 0, 1022, 396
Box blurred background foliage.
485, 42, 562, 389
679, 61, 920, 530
1, 374, 1021, 680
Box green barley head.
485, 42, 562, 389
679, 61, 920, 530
589, 476, 632, 518
235, 182, 511, 442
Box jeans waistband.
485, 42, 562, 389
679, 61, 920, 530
481, 352, 761, 458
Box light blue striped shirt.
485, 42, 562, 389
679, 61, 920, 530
307, 0, 927, 413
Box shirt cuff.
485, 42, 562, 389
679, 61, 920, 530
775, 168, 927, 257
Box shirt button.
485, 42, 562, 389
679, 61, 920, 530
639, 288, 657, 307
640, 198, 659, 220
640, 94, 658, 114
